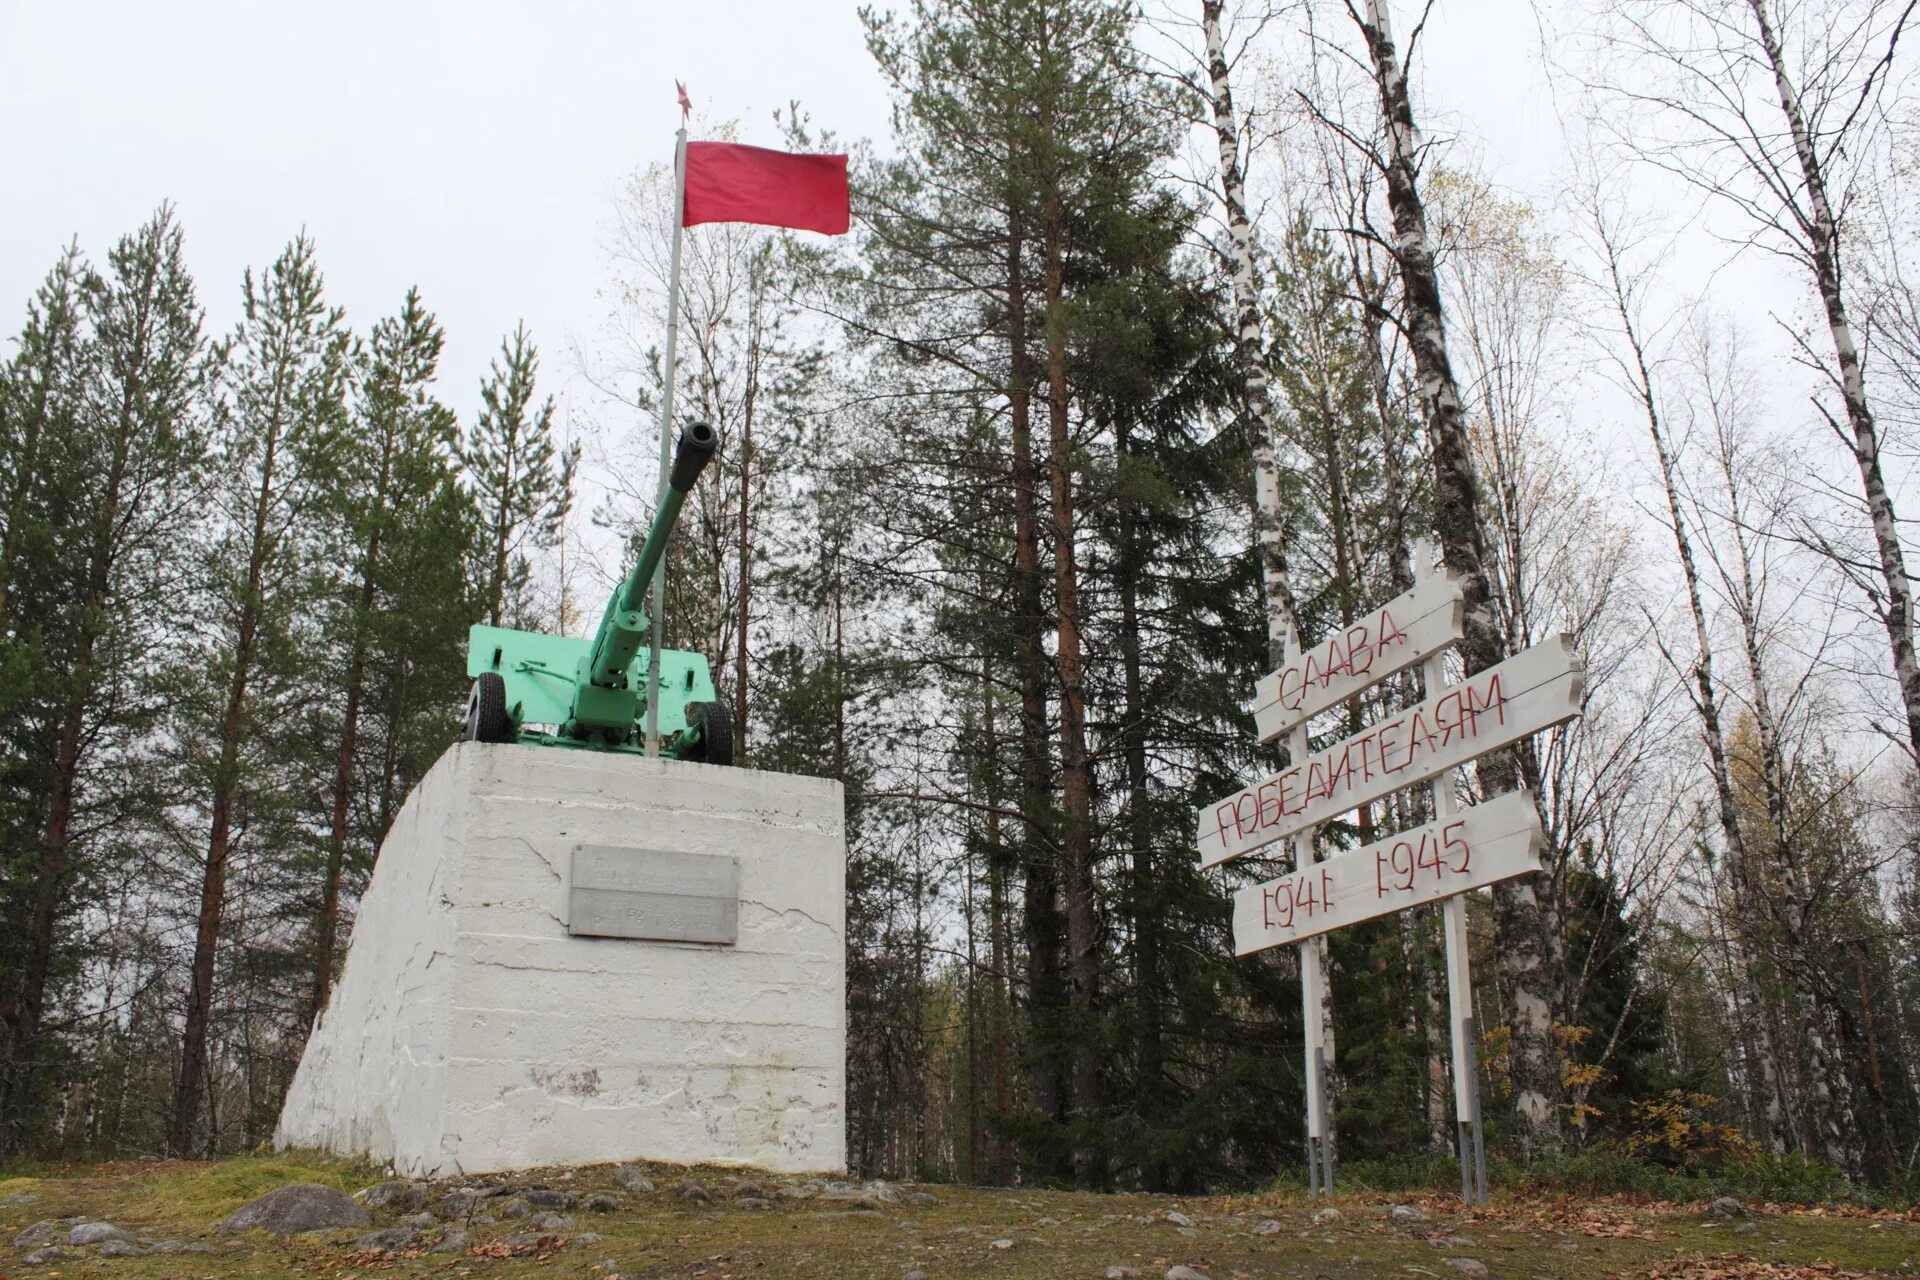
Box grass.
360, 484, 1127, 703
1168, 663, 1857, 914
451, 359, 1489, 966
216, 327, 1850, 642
2, 1154, 1916, 1278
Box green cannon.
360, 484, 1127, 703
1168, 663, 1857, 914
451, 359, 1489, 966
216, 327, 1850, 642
461, 420, 732, 764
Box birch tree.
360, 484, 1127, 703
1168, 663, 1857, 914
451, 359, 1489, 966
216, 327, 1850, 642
1595, 0, 1920, 778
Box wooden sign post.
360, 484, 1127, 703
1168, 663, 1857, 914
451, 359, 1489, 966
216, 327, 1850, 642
1199, 545, 1581, 1203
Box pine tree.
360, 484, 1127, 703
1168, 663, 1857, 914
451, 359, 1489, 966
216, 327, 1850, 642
171, 234, 348, 1155
306, 288, 468, 1027
463, 324, 577, 630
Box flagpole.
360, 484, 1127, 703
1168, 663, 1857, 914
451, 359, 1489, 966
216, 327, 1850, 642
645, 122, 688, 758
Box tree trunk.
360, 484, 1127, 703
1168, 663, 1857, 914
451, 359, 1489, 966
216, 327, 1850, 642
172, 409, 283, 1156
1041, 173, 1103, 1188
1747, 0, 1920, 777
734, 363, 755, 761
1008, 205, 1068, 1175
1352, 0, 1561, 1156
1115, 418, 1164, 1190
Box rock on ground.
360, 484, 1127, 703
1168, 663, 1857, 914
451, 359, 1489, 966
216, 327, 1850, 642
613, 1165, 654, 1192
1166, 1266, 1211, 1280
523, 1189, 575, 1209
1252, 1218, 1282, 1235
96, 1240, 144, 1257
1311, 1206, 1343, 1224
19, 1246, 72, 1265
430, 1229, 471, 1253
220, 1184, 371, 1236
1707, 1196, 1746, 1219
13, 1219, 79, 1251
582, 1194, 620, 1213
68, 1221, 135, 1246
355, 1226, 419, 1252
497, 1196, 533, 1218
1165, 1210, 1196, 1227
1389, 1204, 1429, 1223
677, 1180, 711, 1202
1444, 1259, 1489, 1279
1104, 1268, 1140, 1279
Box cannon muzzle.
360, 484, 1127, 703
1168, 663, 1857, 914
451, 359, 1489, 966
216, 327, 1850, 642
670, 420, 718, 492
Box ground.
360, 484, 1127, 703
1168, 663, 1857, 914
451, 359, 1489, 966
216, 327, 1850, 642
1, 1155, 1916, 1280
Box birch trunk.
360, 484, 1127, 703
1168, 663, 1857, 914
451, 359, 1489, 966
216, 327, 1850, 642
1204, 0, 1339, 1139
1353, 0, 1561, 1155
1747, 0, 1920, 777
1598, 233, 1793, 1146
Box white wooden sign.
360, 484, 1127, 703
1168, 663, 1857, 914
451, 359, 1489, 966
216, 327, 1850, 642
1230, 789, 1544, 954
1197, 634, 1582, 868
1253, 572, 1464, 743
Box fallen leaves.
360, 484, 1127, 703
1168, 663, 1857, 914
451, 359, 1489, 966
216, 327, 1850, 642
1644, 1254, 1869, 1279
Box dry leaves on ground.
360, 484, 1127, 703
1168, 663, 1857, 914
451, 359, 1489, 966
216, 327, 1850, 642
1644, 1253, 1868, 1279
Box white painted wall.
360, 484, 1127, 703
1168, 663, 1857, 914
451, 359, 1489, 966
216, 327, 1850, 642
277, 743, 848, 1177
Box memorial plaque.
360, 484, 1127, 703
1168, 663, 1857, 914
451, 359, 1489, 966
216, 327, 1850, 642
568, 845, 739, 944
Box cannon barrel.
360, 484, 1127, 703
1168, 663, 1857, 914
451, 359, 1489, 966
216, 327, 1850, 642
584, 421, 718, 688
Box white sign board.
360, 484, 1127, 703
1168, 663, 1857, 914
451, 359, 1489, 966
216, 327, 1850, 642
1254, 572, 1465, 743
1197, 635, 1582, 868
1230, 789, 1544, 954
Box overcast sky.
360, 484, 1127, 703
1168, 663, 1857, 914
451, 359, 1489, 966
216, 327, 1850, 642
1, 0, 1565, 427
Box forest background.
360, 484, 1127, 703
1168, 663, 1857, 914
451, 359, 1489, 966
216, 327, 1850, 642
4, 0, 1920, 1197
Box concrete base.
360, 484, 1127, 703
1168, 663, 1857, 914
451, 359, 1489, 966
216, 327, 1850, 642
276, 743, 847, 1177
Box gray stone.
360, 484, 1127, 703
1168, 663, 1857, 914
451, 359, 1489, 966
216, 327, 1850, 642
906, 1191, 939, 1207
528, 1212, 575, 1231
498, 1196, 534, 1218
1311, 1207, 1343, 1224
1105, 1269, 1141, 1280
68, 1222, 136, 1246
903, 1269, 930, 1280
613, 1165, 655, 1192
730, 1179, 773, 1198
1707, 1196, 1746, 1220
1389, 1205, 1429, 1223
430, 1229, 471, 1254
1165, 1211, 1196, 1228
506, 1232, 552, 1248
1252, 1219, 1282, 1235
1732, 1221, 1759, 1236
735, 1197, 772, 1210
1165, 1267, 1211, 1280
221, 1183, 372, 1236
356, 1181, 411, 1209
97, 1241, 145, 1258
179, 1242, 214, 1254
989, 1237, 1014, 1249
523, 1188, 575, 1209
440, 1191, 481, 1217
13, 1220, 77, 1251
583, 1194, 621, 1213
678, 1179, 711, 1202
1443, 1261, 1489, 1280
149, 1240, 185, 1253
20, 1247, 72, 1265
573, 1231, 605, 1245
1176, 1226, 1201, 1238
402, 1211, 438, 1228
354, 1226, 418, 1252
863, 1180, 901, 1203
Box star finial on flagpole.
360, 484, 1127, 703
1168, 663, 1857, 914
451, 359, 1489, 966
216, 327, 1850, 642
675, 80, 692, 122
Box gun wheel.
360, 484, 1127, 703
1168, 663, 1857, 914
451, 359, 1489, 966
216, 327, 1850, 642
689, 700, 734, 767
463, 672, 514, 744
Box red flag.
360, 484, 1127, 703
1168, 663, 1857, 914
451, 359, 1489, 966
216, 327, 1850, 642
682, 141, 850, 235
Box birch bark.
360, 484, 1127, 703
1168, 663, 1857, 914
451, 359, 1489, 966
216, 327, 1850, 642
1351, 0, 1561, 1155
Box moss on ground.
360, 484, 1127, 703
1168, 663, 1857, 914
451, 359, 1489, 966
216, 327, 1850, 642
1, 1157, 1914, 1279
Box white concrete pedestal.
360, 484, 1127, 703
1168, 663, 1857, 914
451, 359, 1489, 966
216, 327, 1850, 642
276, 743, 847, 1177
